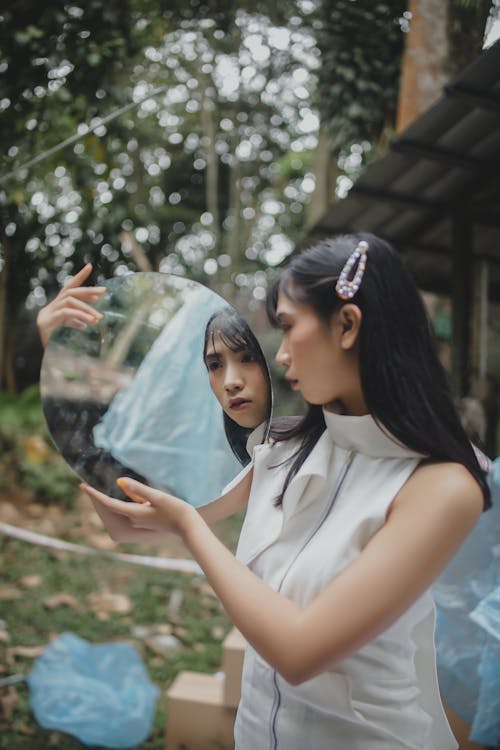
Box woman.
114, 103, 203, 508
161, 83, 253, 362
82, 233, 489, 749
203, 307, 272, 465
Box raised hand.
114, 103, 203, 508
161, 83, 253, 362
37, 263, 106, 347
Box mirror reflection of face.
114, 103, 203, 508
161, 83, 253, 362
205, 334, 269, 430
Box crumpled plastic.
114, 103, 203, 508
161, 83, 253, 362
27, 632, 159, 748
433, 456, 500, 745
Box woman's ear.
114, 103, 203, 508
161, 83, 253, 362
337, 304, 362, 350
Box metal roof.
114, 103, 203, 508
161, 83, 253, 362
306, 39, 500, 300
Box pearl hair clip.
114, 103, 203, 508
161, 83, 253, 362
335, 240, 369, 300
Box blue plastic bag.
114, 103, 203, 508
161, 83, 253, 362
27, 632, 159, 748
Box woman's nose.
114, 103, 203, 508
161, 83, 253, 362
224, 364, 244, 391
275, 341, 290, 367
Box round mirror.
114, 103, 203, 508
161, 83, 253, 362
40, 273, 272, 506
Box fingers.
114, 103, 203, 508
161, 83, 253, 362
80, 483, 146, 518
62, 264, 106, 299
116, 477, 165, 505
61, 287, 106, 302
56, 295, 103, 320
65, 263, 94, 288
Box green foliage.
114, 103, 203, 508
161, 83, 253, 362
447, 0, 493, 73
313, 0, 407, 150
0, 383, 43, 429
0, 385, 78, 507
19, 458, 78, 507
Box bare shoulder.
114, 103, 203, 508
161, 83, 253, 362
391, 460, 484, 526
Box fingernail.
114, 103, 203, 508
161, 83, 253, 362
116, 478, 129, 490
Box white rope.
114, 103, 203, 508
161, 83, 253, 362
0, 86, 167, 187
0, 522, 202, 574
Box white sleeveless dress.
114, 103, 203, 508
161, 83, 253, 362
234, 409, 458, 750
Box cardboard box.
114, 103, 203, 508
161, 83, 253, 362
222, 628, 246, 709
166, 671, 236, 750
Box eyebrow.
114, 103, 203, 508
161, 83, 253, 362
204, 351, 222, 361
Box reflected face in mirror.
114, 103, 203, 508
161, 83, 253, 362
203, 308, 271, 429
202, 308, 272, 467
205, 336, 270, 430
41, 274, 273, 506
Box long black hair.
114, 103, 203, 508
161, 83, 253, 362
203, 306, 272, 465
267, 233, 491, 509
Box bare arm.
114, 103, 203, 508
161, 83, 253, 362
82, 461, 482, 685
196, 464, 252, 525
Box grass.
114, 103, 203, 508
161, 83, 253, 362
0, 512, 244, 749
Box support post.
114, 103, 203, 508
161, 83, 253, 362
451, 210, 473, 397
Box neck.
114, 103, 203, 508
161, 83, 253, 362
325, 394, 369, 417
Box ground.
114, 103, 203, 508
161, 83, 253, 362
0, 489, 243, 749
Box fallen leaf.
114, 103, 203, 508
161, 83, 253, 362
149, 656, 164, 667
211, 625, 226, 641
49, 549, 68, 561
17, 723, 36, 735
0, 501, 21, 524
199, 582, 217, 598
156, 623, 173, 635
23, 435, 50, 463
19, 574, 43, 589
43, 593, 79, 610
172, 626, 188, 640
26, 503, 44, 518
86, 592, 133, 615
131, 625, 155, 640
167, 589, 183, 621
7, 645, 45, 660
0, 587, 22, 601
0, 687, 19, 720
144, 634, 181, 656
85, 533, 117, 551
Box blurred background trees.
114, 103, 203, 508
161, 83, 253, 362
0, 0, 496, 393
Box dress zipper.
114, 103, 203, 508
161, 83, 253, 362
269, 449, 356, 750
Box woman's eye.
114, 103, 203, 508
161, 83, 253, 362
207, 361, 221, 372
241, 352, 258, 363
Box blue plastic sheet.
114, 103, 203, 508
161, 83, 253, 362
433, 457, 500, 745
28, 632, 159, 748
93, 284, 241, 506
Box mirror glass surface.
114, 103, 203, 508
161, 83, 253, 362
40, 272, 272, 506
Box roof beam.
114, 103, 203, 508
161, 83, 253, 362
472, 210, 500, 228
444, 83, 500, 116
349, 184, 443, 210
390, 138, 486, 170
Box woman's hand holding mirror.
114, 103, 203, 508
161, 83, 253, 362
81, 478, 194, 540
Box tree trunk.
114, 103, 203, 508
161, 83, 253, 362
306, 127, 341, 229
396, 0, 450, 132
201, 85, 221, 253
225, 137, 241, 269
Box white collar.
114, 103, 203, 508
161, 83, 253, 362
246, 422, 268, 457
323, 407, 425, 459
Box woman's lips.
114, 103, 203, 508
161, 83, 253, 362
229, 398, 251, 410
286, 378, 299, 390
